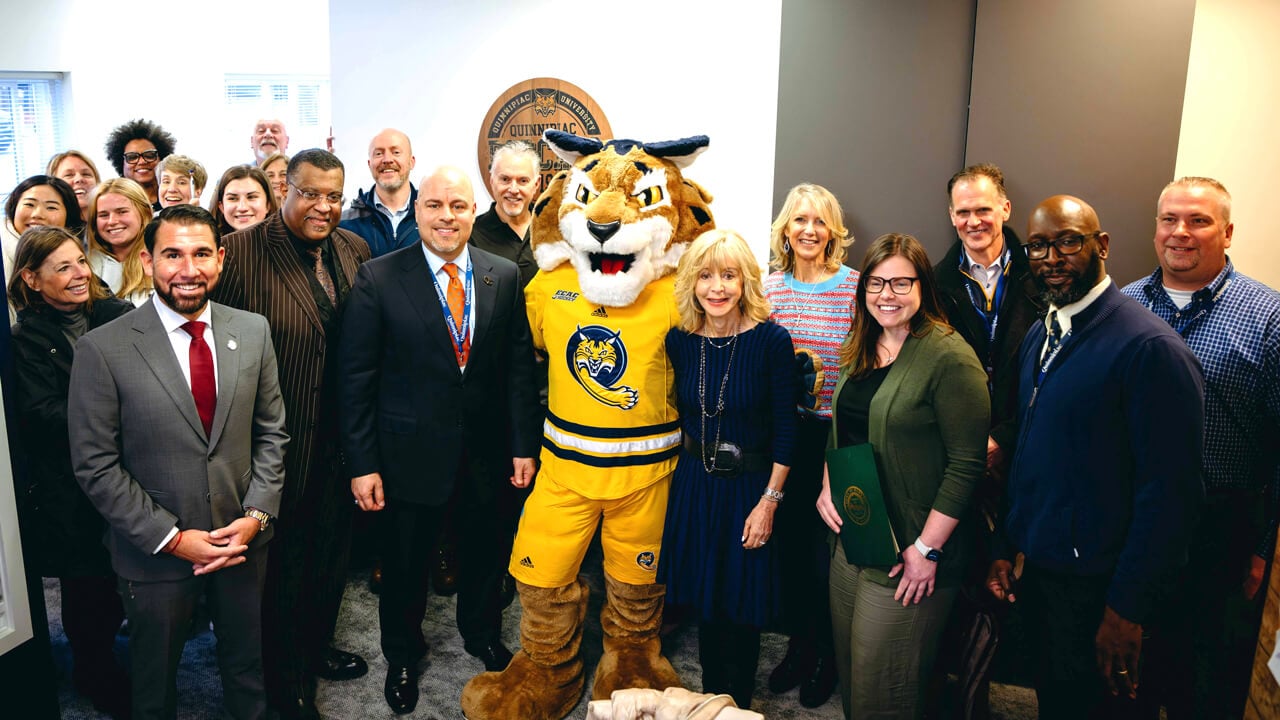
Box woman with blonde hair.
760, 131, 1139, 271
817, 233, 988, 719
659, 229, 797, 710
762, 183, 859, 706
47, 149, 102, 224
86, 178, 154, 306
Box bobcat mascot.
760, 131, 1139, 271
461, 130, 715, 720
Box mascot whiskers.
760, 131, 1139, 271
461, 129, 714, 720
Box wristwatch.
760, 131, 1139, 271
913, 537, 943, 562
245, 507, 272, 532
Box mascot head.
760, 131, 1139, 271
532, 130, 715, 307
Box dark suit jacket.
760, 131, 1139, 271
11, 298, 133, 577
934, 235, 1045, 454
68, 300, 288, 582
212, 212, 371, 507
339, 243, 540, 506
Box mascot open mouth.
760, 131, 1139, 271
590, 253, 635, 275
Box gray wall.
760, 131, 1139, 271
966, 0, 1197, 285
776, 0, 1198, 285
774, 0, 977, 269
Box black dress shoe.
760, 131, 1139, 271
313, 646, 369, 681
464, 640, 514, 672
384, 665, 418, 715
767, 641, 814, 694
798, 653, 837, 708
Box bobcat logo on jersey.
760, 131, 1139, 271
566, 325, 638, 410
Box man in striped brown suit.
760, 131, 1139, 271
213, 148, 372, 720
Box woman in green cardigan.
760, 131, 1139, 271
817, 233, 989, 719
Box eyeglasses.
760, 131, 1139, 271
863, 276, 919, 294
123, 150, 160, 165
289, 181, 343, 206
1024, 232, 1099, 260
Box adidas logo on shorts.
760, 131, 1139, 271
519, 556, 535, 568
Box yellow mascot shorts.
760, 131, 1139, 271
509, 472, 671, 587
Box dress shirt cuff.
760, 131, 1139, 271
153, 527, 178, 555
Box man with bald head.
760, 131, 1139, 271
340, 128, 420, 257
251, 118, 289, 165
340, 166, 540, 714
1121, 178, 1280, 718
987, 195, 1204, 718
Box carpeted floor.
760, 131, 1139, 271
47, 565, 1040, 719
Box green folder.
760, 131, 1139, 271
825, 443, 901, 566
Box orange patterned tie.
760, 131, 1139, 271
443, 262, 470, 366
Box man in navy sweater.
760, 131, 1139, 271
987, 195, 1204, 719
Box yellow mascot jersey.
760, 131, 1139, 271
526, 264, 681, 500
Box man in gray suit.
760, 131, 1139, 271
69, 204, 289, 720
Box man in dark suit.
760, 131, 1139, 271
340, 165, 540, 715
69, 205, 288, 719
212, 149, 372, 719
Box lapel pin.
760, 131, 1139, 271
483, 275, 494, 286
227, 339, 238, 350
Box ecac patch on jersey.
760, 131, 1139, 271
566, 325, 639, 410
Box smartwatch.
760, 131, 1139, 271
913, 537, 943, 562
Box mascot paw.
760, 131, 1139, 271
591, 641, 682, 701
462, 652, 584, 720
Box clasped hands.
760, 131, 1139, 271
166, 517, 260, 575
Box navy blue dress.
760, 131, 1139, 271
659, 321, 797, 627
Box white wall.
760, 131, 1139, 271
0, 0, 329, 206
1176, 0, 1280, 289
328, 0, 783, 265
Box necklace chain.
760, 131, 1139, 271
698, 329, 740, 474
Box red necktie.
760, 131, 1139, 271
443, 263, 470, 366
181, 321, 216, 437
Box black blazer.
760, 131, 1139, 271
11, 298, 132, 576
934, 234, 1045, 454
339, 243, 540, 506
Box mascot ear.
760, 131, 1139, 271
642, 135, 710, 169
543, 129, 604, 165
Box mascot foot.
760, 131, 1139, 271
461, 579, 589, 720
591, 573, 683, 700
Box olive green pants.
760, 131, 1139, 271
829, 542, 957, 719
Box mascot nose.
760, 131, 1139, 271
587, 220, 621, 245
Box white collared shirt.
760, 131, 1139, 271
1041, 275, 1112, 358
152, 295, 218, 392
151, 296, 219, 554
966, 251, 1006, 293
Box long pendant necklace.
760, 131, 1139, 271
698, 326, 739, 474
786, 272, 824, 319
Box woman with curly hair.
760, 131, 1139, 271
103, 117, 177, 209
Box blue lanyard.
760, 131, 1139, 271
1036, 329, 1070, 387
428, 259, 473, 353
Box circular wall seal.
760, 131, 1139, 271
476, 78, 612, 198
